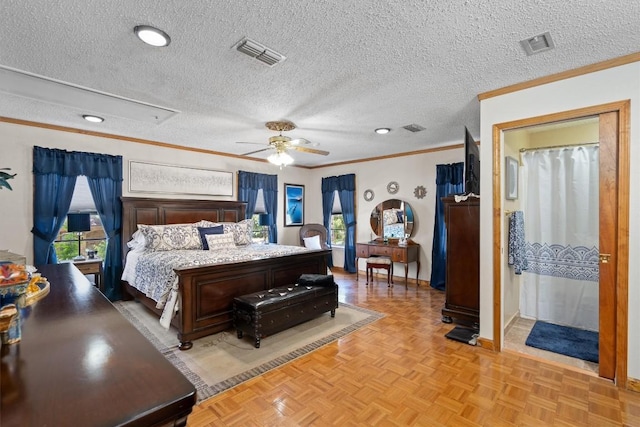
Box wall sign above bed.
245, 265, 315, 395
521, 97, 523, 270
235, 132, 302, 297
128, 161, 234, 197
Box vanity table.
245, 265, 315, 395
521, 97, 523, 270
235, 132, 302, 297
356, 240, 420, 285
358, 198, 420, 285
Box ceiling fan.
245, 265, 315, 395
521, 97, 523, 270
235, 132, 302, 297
238, 120, 329, 167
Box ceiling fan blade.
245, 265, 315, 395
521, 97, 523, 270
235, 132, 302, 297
242, 147, 271, 156
288, 138, 311, 146
291, 146, 330, 156
236, 141, 265, 145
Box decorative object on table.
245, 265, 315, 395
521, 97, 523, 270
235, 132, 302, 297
258, 213, 271, 244
86, 249, 97, 259
363, 189, 374, 202
413, 185, 427, 199
386, 181, 399, 194
67, 212, 91, 261
0, 264, 50, 344
505, 156, 519, 200
284, 183, 304, 226
0, 167, 17, 190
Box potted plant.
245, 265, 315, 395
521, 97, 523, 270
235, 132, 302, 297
0, 168, 16, 190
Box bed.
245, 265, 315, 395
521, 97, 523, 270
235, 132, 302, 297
121, 197, 331, 350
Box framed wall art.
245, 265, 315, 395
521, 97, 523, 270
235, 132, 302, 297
129, 161, 233, 196
505, 156, 519, 200
284, 183, 304, 226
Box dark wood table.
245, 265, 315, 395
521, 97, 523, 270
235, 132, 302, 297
1, 263, 196, 427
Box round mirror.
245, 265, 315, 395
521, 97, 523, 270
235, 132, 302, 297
369, 199, 414, 239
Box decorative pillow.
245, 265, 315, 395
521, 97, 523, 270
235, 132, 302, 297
303, 235, 322, 250
138, 224, 202, 251
197, 225, 224, 250
194, 220, 219, 228
396, 210, 404, 223
205, 233, 236, 250
220, 219, 253, 246
127, 230, 147, 252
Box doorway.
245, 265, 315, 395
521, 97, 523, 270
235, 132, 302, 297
502, 117, 599, 374
492, 101, 630, 386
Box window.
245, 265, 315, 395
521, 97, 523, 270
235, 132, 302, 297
330, 214, 345, 246
250, 189, 268, 243
330, 191, 345, 246
53, 176, 107, 261
54, 214, 107, 261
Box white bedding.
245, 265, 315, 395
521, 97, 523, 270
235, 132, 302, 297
122, 243, 313, 328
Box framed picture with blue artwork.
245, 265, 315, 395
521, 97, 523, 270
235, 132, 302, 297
284, 183, 304, 226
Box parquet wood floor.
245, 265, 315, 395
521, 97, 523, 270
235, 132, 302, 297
187, 270, 640, 426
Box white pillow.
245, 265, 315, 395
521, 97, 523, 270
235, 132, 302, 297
126, 230, 147, 252
205, 233, 236, 250
303, 235, 323, 250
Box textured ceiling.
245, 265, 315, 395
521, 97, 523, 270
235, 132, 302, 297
1, 1, 639, 166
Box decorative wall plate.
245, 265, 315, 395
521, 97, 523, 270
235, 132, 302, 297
363, 189, 374, 202
414, 185, 427, 199
386, 181, 399, 194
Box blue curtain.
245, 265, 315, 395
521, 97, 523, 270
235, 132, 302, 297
32, 146, 123, 299
320, 183, 335, 269
429, 162, 464, 290
238, 171, 278, 243
322, 174, 356, 273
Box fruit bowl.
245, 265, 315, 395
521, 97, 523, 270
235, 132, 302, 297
0, 264, 49, 344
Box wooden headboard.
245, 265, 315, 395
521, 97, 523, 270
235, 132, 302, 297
121, 197, 247, 260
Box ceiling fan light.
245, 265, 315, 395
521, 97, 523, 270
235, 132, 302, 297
267, 151, 294, 167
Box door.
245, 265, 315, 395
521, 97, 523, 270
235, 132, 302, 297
494, 101, 629, 385
598, 111, 618, 380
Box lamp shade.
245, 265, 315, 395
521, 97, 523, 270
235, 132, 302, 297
67, 213, 91, 232
259, 213, 271, 226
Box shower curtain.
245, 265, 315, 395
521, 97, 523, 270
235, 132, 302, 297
520, 145, 600, 331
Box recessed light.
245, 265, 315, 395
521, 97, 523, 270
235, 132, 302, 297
375, 128, 391, 134
134, 25, 171, 47
82, 114, 104, 123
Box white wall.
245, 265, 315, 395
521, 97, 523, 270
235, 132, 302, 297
1, 120, 463, 286
0, 121, 313, 261
309, 148, 462, 281
480, 62, 640, 380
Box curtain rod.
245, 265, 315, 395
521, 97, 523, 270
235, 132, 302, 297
519, 141, 599, 153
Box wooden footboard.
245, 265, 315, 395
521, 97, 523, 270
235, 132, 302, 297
121, 197, 331, 350
124, 249, 330, 350
175, 250, 330, 349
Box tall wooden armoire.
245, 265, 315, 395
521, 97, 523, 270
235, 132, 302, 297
441, 196, 480, 328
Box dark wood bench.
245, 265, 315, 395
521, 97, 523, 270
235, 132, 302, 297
233, 274, 338, 348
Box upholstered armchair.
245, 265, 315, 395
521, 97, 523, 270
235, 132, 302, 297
299, 223, 330, 250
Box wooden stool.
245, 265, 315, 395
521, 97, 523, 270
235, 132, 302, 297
366, 256, 393, 287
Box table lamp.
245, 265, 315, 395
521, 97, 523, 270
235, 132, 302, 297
67, 213, 91, 260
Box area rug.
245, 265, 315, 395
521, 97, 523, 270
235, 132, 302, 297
525, 320, 599, 363
113, 300, 384, 402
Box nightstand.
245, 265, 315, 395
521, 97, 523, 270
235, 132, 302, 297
72, 258, 103, 291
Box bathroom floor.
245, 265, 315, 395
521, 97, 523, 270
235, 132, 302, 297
504, 316, 599, 374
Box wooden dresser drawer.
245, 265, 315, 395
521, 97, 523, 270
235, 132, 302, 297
393, 248, 407, 262
356, 244, 369, 258
74, 261, 101, 275
369, 246, 393, 257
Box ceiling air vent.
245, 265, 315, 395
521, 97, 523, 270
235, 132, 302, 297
234, 38, 286, 67
402, 123, 426, 133
520, 32, 555, 56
